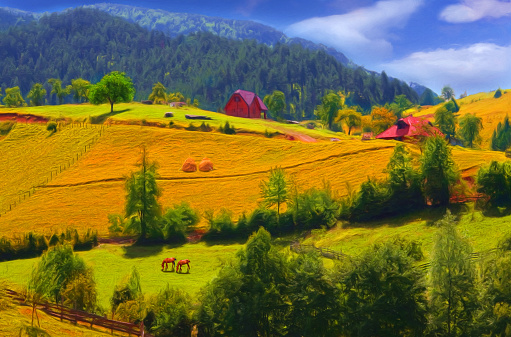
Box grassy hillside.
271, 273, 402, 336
0, 103, 507, 237
415, 90, 511, 149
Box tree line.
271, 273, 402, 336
0, 8, 420, 118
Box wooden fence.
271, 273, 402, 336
290, 242, 351, 261
5, 288, 151, 337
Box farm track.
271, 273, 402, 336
38, 145, 395, 188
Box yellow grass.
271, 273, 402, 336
0, 119, 506, 238
415, 90, 511, 148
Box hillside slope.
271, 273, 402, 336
0, 104, 507, 237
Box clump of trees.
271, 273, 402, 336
491, 115, 511, 151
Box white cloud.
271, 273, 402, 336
381, 43, 511, 95
440, 0, 511, 23
284, 0, 423, 64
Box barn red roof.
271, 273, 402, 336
376, 115, 443, 139
234, 89, 268, 111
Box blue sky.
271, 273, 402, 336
3, 0, 511, 96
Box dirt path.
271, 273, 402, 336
272, 125, 318, 143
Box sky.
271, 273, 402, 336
2, 0, 511, 96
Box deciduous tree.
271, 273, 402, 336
148, 82, 167, 104
458, 113, 483, 148
315, 92, 342, 130
371, 106, 396, 134
2, 86, 26, 107
441, 85, 455, 101
89, 71, 135, 113
264, 90, 286, 120
70, 78, 91, 103
48, 78, 71, 105
434, 105, 457, 140
336, 108, 361, 135
27, 83, 46, 106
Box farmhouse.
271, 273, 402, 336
224, 89, 268, 119
376, 115, 443, 141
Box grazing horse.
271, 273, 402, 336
161, 257, 176, 271
176, 259, 190, 273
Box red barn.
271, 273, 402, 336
224, 90, 268, 119
376, 115, 443, 140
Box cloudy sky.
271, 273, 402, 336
3, 0, 511, 96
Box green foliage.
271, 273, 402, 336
477, 160, 511, 208
218, 121, 236, 134
286, 252, 341, 336
349, 177, 390, 221
340, 241, 427, 336
429, 211, 478, 336
491, 115, 511, 151
441, 85, 455, 101
30, 244, 88, 304
0, 121, 15, 135
420, 136, 459, 206
260, 167, 288, 222
420, 88, 443, 106
434, 104, 457, 140
48, 78, 71, 105
160, 202, 199, 243
458, 113, 483, 148
199, 122, 211, 132
2, 86, 26, 107
61, 268, 98, 312
46, 121, 57, 133
27, 83, 46, 106
263, 90, 286, 120
125, 149, 162, 243
148, 82, 166, 104
204, 208, 237, 239
389, 94, 414, 119
146, 285, 192, 336
291, 184, 340, 229
111, 267, 142, 314
336, 108, 361, 135
494, 88, 503, 98
197, 228, 289, 336
315, 92, 342, 130
70, 78, 90, 103
89, 71, 135, 113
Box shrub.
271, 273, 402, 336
160, 202, 200, 243
61, 268, 97, 312
219, 121, 236, 134
146, 285, 192, 336
111, 267, 143, 316
291, 185, 340, 229
200, 122, 212, 132
185, 122, 198, 131
495, 88, 503, 98
477, 160, 511, 208
46, 121, 57, 133
204, 208, 237, 239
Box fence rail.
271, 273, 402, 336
4, 288, 151, 337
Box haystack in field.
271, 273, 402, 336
199, 158, 214, 172
181, 157, 197, 172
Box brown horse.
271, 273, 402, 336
161, 257, 176, 271
176, 259, 190, 273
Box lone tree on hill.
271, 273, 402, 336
89, 71, 135, 113
315, 92, 342, 130
125, 147, 162, 243
336, 108, 361, 135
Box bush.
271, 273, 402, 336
200, 122, 212, 132
203, 208, 237, 239
46, 121, 57, 133
160, 202, 200, 243
291, 185, 340, 230
477, 160, 511, 208
61, 268, 98, 312
185, 122, 199, 131
111, 267, 143, 315
219, 121, 236, 134
146, 285, 193, 336
494, 89, 503, 98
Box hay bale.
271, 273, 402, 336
199, 158, 214, 172
181, 157, 197, 172
164, 112, 174, 118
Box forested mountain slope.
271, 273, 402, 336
85, 3, 353, 66
0, 8, 418, 116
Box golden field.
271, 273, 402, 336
0, 100, 507, 237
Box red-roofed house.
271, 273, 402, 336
224, 90, 268, 119
376, 115, 443, 141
